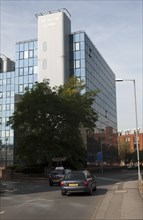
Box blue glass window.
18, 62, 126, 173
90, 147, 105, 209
24, 76, 28, 83
15, 77, 18, 84
29, 83, 33, 89
74, 51, 80, 59
73, 34, 80, 42
75, 69, 81, 77
80, 33, 85, 41
75, 60, 80, 69
80, 42, 85, 50
81, 51, 85, 59
24, 43, 28, 50
6, 79, 11, 85
34, 41, 38, 49
19, 68, 24, 76
34, 75, 38, 82
81, 59, 85, 68
19, 60, 24, 68
29, 42, 34, 50
34, 50, 38, 57
11, 91, 14, 97
16, 44, 19, 52
24, 59, 28, 67
19, 85, 23, 93
20, 43, 24, 51
75, 42, 80, 51
28, 67, 33, 75
11, 104, 14, 110
24, 67, 28, 75
28, 75, 33, 83
34, 58, 37, 65
29, 58, 33, 66
34, 66, 38, 74
19, 51, 24, 59
29, 50, 34, 58
16, 52, 19, 60
19, 76, 24, 84
24, 51, 28, 59
81, 68, 85, 76
15, 62, 19, 69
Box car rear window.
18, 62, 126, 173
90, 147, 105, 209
65, 172, 85, 180
51, 170, 64, 176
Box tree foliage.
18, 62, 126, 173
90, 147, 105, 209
9, 77, 98, 168
119, 141, 131, 163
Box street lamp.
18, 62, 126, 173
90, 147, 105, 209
116, 79, 141, 180
5, 137, 8, 167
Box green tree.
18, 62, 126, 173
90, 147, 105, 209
9, 77, 98, 168
119, 140, 131, 163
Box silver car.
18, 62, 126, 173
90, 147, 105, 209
60, 170, 97, 196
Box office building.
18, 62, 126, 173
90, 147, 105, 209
0, 9, 117, 165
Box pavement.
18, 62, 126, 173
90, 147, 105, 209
93, 180, 143, 219
0, 178, 143, 219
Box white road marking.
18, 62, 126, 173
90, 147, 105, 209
0, 211, 5, 214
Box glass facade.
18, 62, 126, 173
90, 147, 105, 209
0, 39, 38, 165
0, 31, 117, 165
15, 39, 38, 95
71, 31, 118, 163
0, 70, 15, 165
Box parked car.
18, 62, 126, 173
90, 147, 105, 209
49, 168, 71, 186
60, 170, 97, 196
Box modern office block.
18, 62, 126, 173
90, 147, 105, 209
0, 9, 117, 165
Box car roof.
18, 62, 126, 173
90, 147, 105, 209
67, 170, 89, 175
55, 167, 64, 170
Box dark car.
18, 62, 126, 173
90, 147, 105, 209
49, 169, 71, 186
60, 170, 97, 196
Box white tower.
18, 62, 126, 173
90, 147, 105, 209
37, 9, 71, 87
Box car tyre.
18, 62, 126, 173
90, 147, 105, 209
49, 182, 53, 186
88, 186, 93, 195
61, 190, 66, 196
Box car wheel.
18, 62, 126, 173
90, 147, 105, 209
88, 186, 93, 195
61, 190, 66, 196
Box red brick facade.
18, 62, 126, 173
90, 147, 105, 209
118, 130, 143, 153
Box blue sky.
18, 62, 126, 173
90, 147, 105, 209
1, 0, 143, 131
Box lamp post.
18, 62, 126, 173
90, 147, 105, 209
100, 128, 103, 174
116, 79, 141, 180
5, 137, 8, 167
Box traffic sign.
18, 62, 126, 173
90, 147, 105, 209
97, 152, 103, 161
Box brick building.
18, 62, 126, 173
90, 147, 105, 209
118, 129, 143, 153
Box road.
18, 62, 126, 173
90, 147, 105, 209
0, 169, 138, 220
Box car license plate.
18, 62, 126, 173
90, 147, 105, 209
69, 183, 78, 186
52, 179, 59, 182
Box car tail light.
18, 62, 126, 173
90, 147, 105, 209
60, 181, 65, 186
83, 180, 89, 186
